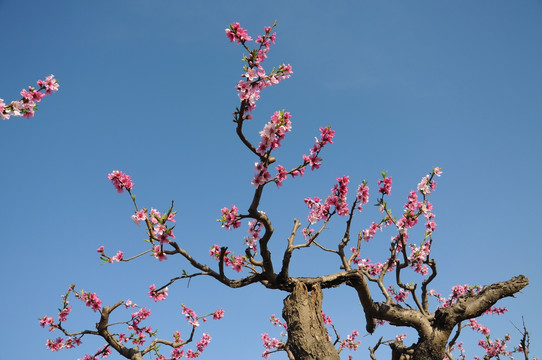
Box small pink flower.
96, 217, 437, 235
111, 250, 124, 262
131, 209, 147, 225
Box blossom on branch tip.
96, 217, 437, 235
110, 250, 124, 262
219, 205, 241, 229
225, 22, 252, 43
76, 291, 102, 312
378, 176, 392, 195
1, 75, 59, 120
356, 182, 369, 211
213, 309, 225, 320
107, 170, 134, 193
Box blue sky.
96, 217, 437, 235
1, 1, 541, 359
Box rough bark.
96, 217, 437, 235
282, 282, 339, 360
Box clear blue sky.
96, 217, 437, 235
1, 1, 541, 359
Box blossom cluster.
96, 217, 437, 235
148, 208, 177, 245
361, 222, 381, 242
244, 220, 261, 252
338, 330, 360, 351
302, 126, 335, 171
227, 22, 292, 114
256, 110, 292, 156
427, 283, 483, 309
261, 333, 284, 359
352, 256, 390, 277
149, 284, 169, 302
107, 170, 134, 193
218, 205, 241, 229
266, 126, 335, 187
182, 304, 200, 327
378, 175, 392, 195
40, 285, 96, 353
128, 307, 153, 346
75, 290, 102, 312
469, 319, 491, 336
260, 314, 289, 358
322, 312, 333, 325
209, 245, 245, 272
45, 337, 82, 352
356, 182, 369, 211
387, 285, 410, 303
476, 336, 512, 358
407, 241, 432, 275
304, 176, 350, 225
1, 75, 59, 120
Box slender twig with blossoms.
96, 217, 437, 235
1, 75, 59, 120
39, 22, 536, 360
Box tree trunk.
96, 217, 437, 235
282, 282, 339, 360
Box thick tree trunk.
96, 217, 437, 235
410, 331, 451, 360
282, 282, 339, 360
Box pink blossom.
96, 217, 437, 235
213, 309, 225, 320
339, 330, 360, 351
244, 220, 261, 251
58, 306, 71, 322
107, 170, 134, 193
148, 284, 168, 302
46, 337, 65, 351
356, 182, 369, 211
274, 164, 289, 188
37, 74, 60, 95
225, 22, 253, 43
417, 175, 432, 195
77, 291, 102, 312
39, 316, 55, 331
1, 76, 59, 120
196, 333, 211, 352
231, 255, 244, 272
219, 205, 241, 229
256, 111, 292, 156
131, 209, 147, 225
167, 212, 177, 222
153, 245, 168, 261
362, 222, 381, 242
322, 312, 333, 325
182, 305, 199, 327
304, 196, 330, 224
378, 176, 392, 195
251, 162, 271, 187
111, 250, 124, 262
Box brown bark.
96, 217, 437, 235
282, 282, 339, 360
